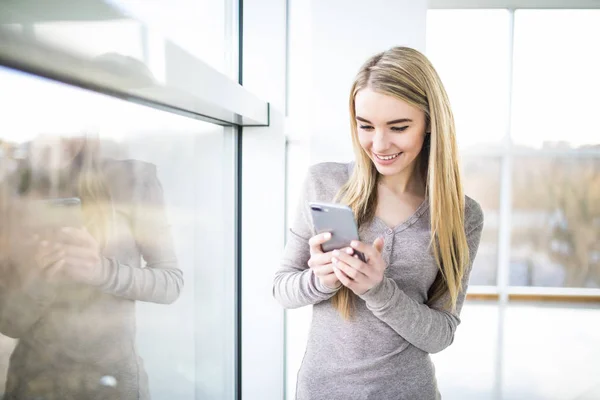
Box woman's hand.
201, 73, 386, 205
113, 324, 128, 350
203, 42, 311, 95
307, 232, 354, 290
46, 227, 104, 286
331, 237, 386, 295
33, 237, 66, 283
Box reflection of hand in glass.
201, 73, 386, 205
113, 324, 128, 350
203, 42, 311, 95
30, 237, 64, 283
45, 227, 103, 285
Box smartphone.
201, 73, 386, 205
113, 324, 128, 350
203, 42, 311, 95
27, 197, 84, 231
309, 202, 366, 262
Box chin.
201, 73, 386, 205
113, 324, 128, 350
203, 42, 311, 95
373, 163, 408, 177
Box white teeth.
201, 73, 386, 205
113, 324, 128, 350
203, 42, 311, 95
375, 152, 400, 161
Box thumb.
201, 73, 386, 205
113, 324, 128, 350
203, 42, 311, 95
373, 237, 385, 254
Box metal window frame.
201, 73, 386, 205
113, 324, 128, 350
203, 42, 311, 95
235, 0, 244, 397
0, 1, 269, 127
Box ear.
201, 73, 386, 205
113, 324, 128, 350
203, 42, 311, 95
425, 114, 431, 134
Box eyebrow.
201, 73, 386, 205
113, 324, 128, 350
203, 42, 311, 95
356, 116, 413, 125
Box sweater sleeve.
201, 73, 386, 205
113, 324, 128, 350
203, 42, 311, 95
94, 163, 183, 304
273, 166, 341, 309
358, 201, 484, 354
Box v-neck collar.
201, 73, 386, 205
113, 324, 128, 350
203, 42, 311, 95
346, 161, 429, 233
372, 196, 429, 233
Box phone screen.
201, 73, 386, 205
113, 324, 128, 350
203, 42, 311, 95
26, 197, 84, 235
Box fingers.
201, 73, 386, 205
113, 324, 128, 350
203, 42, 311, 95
43, 258, 65, 280
350, 239, 383, 261
36, 239, 99, 268
332, 257, 366, 281
37, 248, 66, 270
307, 251, 334, 268
35, 240, 63, 268
333, 264, 354, 290
373, 237, 385, 254
312, 263, 334, 277
321, 274, 341, 290
333, 248, 365, 272
308, 232, 331, 255
36, 240, 62, 259
308, 246, 354, 268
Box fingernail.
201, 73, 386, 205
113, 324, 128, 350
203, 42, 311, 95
324, 232, 331, 240
345, 248, 353, 255
333, 250, 339, 256
332, 257, 338, 264
351, 241, 358, 247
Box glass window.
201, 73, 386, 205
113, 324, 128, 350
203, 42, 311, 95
510, 156, 600, 288
503, 303, 600, 399
426, 10, 511, 150
461, 156, 501, 286
110, 0, 232, 76
33, 20, 145, 61
9, 0, 233, 84
1, 24, 22, 33
511, 10, 600, 149
0, 66, 236, 399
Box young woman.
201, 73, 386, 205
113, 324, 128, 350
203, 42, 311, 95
274, 47, 484, 400
0, 134, 183, 399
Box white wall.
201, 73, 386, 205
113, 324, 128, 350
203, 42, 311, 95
288, 0, 427, 163
285, 1, 427, 398
242, 0, 287, 399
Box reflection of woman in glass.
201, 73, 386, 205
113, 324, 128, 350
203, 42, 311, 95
274, 47, 484, 399
0, 134, 183, 400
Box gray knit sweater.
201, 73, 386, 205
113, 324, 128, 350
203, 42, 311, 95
273, 162, 484, 400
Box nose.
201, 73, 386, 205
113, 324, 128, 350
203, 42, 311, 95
371, 129, 391, 153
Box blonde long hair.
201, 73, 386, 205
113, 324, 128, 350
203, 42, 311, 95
332, 47, 469, 319
74, 136, 114, 247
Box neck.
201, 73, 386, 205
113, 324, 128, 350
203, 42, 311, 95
379, 161, 426, 197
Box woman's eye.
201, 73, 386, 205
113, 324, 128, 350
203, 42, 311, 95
359, 125, 374, 130
391, 126, 408, 132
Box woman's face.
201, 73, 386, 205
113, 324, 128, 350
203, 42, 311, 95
355, 88, 427, 179
30, 135, 85, 172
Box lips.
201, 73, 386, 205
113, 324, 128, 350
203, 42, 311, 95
374, 152, 402, 161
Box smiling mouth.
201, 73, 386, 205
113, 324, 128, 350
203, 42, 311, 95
374, 152, 402, 161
